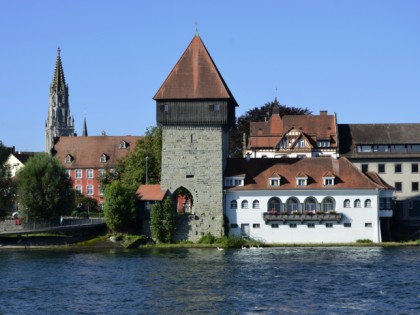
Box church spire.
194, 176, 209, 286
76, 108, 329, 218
82, 114, 88, 136
50, 47, 67, 94
45, 48, 75, 153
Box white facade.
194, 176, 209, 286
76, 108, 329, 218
225, 189, 393, 244
245, 149, 338, 159
5, 154, 25, 177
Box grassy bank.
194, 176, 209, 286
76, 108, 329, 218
1, 233, 419, 249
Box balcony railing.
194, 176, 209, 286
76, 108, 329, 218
263, 211, 343, 223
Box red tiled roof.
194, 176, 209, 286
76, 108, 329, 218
136, 184, 168, 201
153, 35, 237, 105
53, 135, 143, 168
249, 111, 337, 149
225, 157, 392, 191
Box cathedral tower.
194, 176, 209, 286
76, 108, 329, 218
154, 34, 237, 241
45, 48, 75, 153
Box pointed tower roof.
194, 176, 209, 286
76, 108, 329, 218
82, 115, 88, 136
51, 47, 67, 93
154, 35, 237, 106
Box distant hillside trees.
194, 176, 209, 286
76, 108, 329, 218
229, 98, 312, 157
16, 153, 74, 221
0, 141, 14, 219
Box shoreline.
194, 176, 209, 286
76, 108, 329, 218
0, 234, 419, 250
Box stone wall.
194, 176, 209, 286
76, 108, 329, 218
161, 125, 228, 242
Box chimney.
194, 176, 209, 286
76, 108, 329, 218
320, 110, 328, 116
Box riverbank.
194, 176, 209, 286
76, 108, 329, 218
1, 234, 419, 249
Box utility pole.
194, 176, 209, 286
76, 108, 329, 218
146, 156, 149, 185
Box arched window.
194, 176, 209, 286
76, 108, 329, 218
252, 200, 260, 209
304, 197, 317, 212
344, 199, 350, 208
322, 197, 335, 211
287, 197, 299, 213
241, 200, 249, 209
268, 197, 281, 213
230, 200, 237, 209
365, 199, 372, 208
354, 199, 361, 208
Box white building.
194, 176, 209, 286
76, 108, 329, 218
246, 106, 339, 159
224, 157, 394, 243
4, 150, 35, 178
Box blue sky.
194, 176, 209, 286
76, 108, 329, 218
1, 0, 419, 152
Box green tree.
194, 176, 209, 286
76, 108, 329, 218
103, 180, 136, 232
230, 98, 312, 157
150, 196, 175, 243
0, 141, 13, 219
116, 126, 162, 191
74, 192, 99, 215
16, 153, 74, 221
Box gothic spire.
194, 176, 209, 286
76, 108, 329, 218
50, 47, 67, 93
82, 114, 88, 136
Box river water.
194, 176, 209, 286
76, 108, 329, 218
0, 246, 419, 315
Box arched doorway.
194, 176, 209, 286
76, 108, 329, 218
173, 187, 194, 214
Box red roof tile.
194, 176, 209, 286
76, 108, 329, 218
153, 35, 237, 105
225, 157, 392, 191
136, 184, 168, 201
249, 111, 337, 149
53, 135, 143, 168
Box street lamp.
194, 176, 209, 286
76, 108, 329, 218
146, 156, 149, 185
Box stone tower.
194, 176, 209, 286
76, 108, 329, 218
154, 34, 237, 241
45, 48, 75, 153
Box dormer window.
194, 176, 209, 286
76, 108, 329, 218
317, 140, 330, 148
119, 141, 128, 149
270, 178, 280, 186
296, 174, 308, 186
100, 154, 108, 163
64, 154, 73, 164
323, 172, 335, 186
269, 172, 281, 186
323, 177, 335, 186
225, 176, 244, 187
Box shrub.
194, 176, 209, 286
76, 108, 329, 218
356, 239, 374, 244
198, 233, 217, 244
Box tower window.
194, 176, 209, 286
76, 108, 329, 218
160, 104, 169, 112
209, 104, 220, 111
